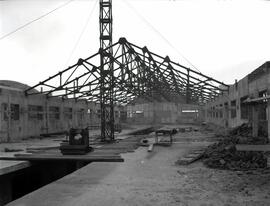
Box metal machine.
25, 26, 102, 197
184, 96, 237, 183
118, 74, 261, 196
60, 128, 92, 155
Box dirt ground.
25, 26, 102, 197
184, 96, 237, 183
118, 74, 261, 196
5, 126, 270, 206
101, 132, 270, 206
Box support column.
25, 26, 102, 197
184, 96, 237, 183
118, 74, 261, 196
186, 70, 190, 104
267, 89, 270, 142
252, 104, 259, 138
252, 92, 259, 138
224, 102, 229, 128
44, 99, 49, 134
268, 100, 270, 142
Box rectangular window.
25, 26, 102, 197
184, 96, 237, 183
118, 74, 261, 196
219, 104, 223, 118
49, 106, 60, 120
28, 105, 43, 120
258, 91, 267, 120
1, 103, 8, 121
212, 106, 216, 118
11, 104, 20, 120
207, 109, 211, 118
114, 111, 119, 118
224, 102, 228, 111
240, 96, 248, 119
79, 108, 85, 114
259, 90, 267, 100
231, 100, 236, 118
224, 102, 228, 119
64, 107, 72, 120
120, 111, 127, 120
97, 109, 101, 118
78, 109, 84, 119
259, 104, 267, 120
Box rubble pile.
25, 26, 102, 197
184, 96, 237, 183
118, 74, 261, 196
203, 142, 267, 170
202, 124, 268, 170
229, 123, 252, 136
229, 123, 268, 144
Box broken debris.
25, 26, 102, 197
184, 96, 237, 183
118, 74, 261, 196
202, 135, 268, 170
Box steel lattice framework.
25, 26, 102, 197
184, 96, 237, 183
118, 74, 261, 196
99, 0, 114, 141
24, 0, 229, 142
25, 37, 228, 105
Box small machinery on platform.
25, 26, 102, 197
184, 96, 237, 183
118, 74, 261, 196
60, 128, 93, 155
155, 128, 177, 145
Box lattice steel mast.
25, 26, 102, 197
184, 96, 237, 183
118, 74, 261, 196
99, 0, 114, 141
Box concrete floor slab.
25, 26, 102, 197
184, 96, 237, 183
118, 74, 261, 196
0, 160, 30, 176
5, 130, 270, 206
7, 143, 192, 206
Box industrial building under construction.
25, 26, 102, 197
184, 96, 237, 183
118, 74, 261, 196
0, 1, 270, 206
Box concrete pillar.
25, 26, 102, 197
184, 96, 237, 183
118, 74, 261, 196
267, 88, 270, 142
267, 100, 270, 142
251, 91, 259, 138
224, 103, 229, 128
45, 99, 49, 134
252, 104, 259, 138
7, 95, 11, 142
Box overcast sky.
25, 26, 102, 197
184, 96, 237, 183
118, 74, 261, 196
0, 0, 269, 86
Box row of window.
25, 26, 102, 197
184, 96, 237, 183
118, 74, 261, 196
1, 103, 125, 121
1, 103, 82, 121
208, 91, 268, 120
1, 103, 20, 121
208, 100, 237, 119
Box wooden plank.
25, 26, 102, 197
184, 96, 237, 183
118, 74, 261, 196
95, 147, 133, 150
236, 144, 270, 152
175, 149, 205, 165
92, 150, 134, 155
175, 157, 194, 165
148, 144, 154, 152
26, 146, 59, 150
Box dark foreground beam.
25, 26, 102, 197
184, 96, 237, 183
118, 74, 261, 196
0, 154, 124, 162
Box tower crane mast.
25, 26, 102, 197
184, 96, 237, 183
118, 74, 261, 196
99, 0, 114, 142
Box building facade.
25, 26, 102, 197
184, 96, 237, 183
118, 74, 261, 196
0, 80, 124, 142
205, 62, 270, 137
